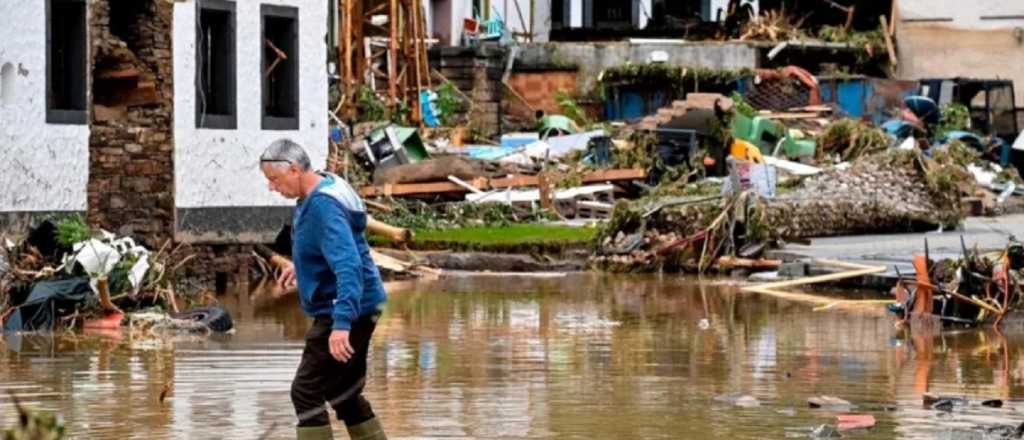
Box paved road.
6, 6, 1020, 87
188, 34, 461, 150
771, 214, 1024, 274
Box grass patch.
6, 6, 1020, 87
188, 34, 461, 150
371, 224, 598, 254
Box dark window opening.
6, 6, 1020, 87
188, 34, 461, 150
551, 0, 564, 28
196, 0, 236, 129
47, 0, 88, 125
262, 5, 299, 130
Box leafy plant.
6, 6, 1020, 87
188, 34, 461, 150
599, 65, 753, 102
936, 103, 971, 138
56, 216, 92, 248
355, 86, 388, 123
435, 81, 465, 126
554, 90, 592, 128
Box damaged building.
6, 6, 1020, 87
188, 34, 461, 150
895, 0, 1024, 107
0, 0, 329, 283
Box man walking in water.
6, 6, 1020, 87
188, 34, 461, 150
259, 139, 388, 440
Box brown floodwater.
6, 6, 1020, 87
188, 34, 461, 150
2, 273, 1023, 439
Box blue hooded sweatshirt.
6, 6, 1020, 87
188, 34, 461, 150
292, 172, 387, 330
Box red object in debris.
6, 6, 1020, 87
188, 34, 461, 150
703, 156, 716, 167
912, 254, 933, 314
84, 311, 124, 330
837, 414, 876, 431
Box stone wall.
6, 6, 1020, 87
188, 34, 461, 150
88, 0, 174, 247
429, 45, 507, 138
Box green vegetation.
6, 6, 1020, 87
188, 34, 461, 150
355, 86, 388, 123
55, 216, 92, 248
435, 81, 465, 126
2, 398, 66, 440
416, 224, 596, 245
554, 90, 593, 128
371, 224, 598, 254
817, 118, 891, 161
936, 103, 971, 138
599, 65, 754, 97
373, 200, 557, 230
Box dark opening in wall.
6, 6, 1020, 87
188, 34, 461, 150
196, 0, 236, 129
94, 0, 163, 109
47, 0, 88, 125
108, 0, 150, 53
262, 5, 299, 130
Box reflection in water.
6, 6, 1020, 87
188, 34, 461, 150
1, 273, 1023, 439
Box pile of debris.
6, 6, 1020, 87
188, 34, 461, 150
889, 239, 1024, 329
0, 218, 232, 336
765, 149, 970, 237
592, 147, 972, 273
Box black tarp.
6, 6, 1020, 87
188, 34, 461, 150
2, 278, 94, 333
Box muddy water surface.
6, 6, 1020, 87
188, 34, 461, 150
2, 273, 1023, 439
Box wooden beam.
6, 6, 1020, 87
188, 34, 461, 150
742, 261, 886, 292
388, 0, 399, 110
880, 15, 898, 67
359, 169, 647, 197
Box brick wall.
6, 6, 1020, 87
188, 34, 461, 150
429, 45, 507, 138
507, 70, 578, 120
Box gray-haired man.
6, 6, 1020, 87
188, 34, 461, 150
259, 139, 387, 440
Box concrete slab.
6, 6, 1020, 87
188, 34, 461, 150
770, 214, 1024, 276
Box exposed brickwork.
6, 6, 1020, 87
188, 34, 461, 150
179, 244, 256, 290
507, 70, 578, 119
87, 0, 174, 247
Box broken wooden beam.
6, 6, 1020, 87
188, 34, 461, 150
367, 216, 414, 242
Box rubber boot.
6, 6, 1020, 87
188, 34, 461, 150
296, 425, 334, 440
346, 418, 387, 440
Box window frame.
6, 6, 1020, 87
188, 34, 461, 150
46, 0, 89, 125
261, 4, 300, 131
195, 0, 237, 130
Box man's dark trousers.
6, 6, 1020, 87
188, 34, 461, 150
292, 313, 379, 427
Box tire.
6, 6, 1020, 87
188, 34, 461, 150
171, 305, 234, 332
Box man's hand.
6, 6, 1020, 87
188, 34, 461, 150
276, 262, 297, 290
329, 330, 355, 362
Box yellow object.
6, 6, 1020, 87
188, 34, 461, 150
730, 139, 764, 163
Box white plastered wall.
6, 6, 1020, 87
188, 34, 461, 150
0, 1, 90, 213
898, 0, 1024, 30
173, 0, 328, 209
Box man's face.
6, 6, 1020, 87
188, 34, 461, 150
261, 162, 302, 199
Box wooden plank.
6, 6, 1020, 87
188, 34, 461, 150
742, 260, 886, 292
360, 181, 463, 197
581, 168, 648, 182
880, 15, 898, 67
360, 169, 646, 197
96, 67, 139, 80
